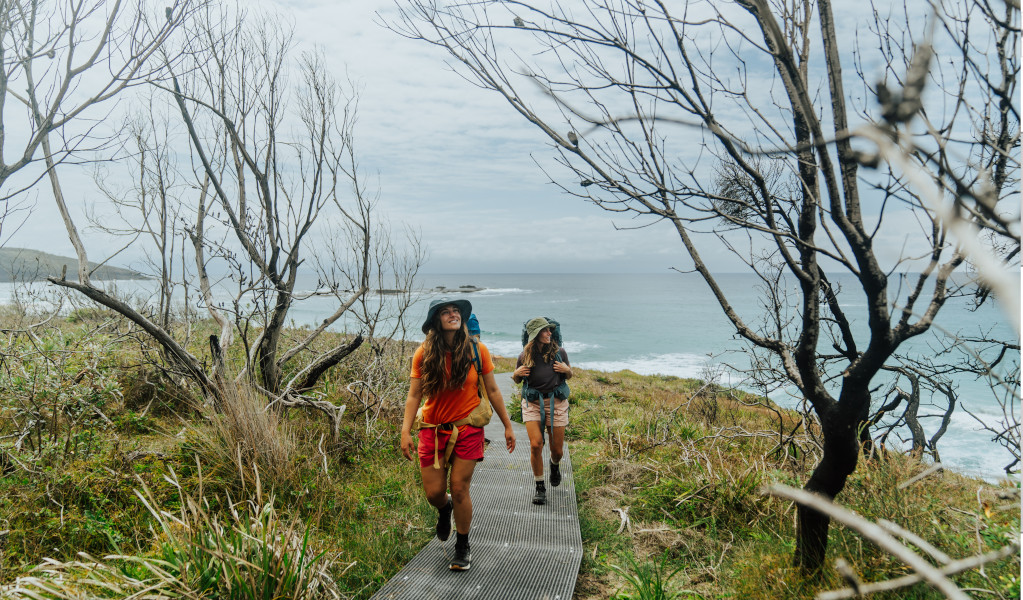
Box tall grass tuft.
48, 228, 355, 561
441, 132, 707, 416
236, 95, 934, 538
4, 469, 346, 599
190, 380, 300, 491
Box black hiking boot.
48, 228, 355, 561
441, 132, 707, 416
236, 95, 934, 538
549, 462, 562, 487
532, 482, 547, 505
436, 496, 452, 541
450, 542, 471, 571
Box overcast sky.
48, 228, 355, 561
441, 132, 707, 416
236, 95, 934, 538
0, 0, 966, 275
276, 0, 700, 274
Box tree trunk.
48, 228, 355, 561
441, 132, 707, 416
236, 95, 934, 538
795, 396, 864, 571
257, 286, 292, 394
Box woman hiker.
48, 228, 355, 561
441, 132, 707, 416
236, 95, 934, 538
401, 298, 516, 571
512, 316, 572, 505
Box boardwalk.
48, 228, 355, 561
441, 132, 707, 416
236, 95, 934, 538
371, 373, 583, 600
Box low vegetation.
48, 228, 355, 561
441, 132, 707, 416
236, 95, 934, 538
0, 314, 1018, 599
552, 368, 1020, 599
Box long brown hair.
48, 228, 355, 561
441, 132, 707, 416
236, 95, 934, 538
420, 322, 474, 398
521, 335, 560, 368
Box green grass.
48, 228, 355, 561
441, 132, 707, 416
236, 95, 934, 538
562, 367, 1020, 600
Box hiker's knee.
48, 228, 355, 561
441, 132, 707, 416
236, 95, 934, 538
425, 487, 448, 507
530, 438, 545, 454
450, 480, 471, 503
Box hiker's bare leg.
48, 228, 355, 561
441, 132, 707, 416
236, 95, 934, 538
550, 425, 566, 463
420, 464, 450, 508
448, 456, 476, 534
525, 420, 545, 476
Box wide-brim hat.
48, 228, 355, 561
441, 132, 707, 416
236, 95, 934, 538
525, 317, 553, 343
422, 297, 472, 334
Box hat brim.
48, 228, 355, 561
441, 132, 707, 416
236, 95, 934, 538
422, 298, 473, 334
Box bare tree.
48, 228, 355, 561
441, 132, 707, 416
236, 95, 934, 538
43, 4, 424, 435
0, 0, 201, 281
872, 332, 1022, 475
392, 0, 1019, 571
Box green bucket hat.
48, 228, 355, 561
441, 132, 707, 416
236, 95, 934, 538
525, 317, 554, 343
422, 297, 472, 334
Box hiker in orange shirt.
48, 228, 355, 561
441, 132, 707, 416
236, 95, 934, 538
401, 298, 516, 571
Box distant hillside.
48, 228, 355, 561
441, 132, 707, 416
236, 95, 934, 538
0, 248, 150, 282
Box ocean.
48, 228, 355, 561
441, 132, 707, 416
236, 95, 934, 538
1, 272, 1017, 481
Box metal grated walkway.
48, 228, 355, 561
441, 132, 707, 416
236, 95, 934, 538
371, 373, 583, 600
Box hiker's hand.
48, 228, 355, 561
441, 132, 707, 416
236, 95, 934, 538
513, 365, 530, 379
504, 426, 516, 453
553, 361, 570, 374
400, 430, 415, 461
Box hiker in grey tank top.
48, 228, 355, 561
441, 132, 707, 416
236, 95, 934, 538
512, 317, 572, 505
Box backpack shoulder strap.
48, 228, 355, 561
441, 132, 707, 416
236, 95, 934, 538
470, 339, 483, 375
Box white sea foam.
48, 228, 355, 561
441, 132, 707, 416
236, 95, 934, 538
484, 339, 601, 358
475, 287, 534, 295
563, 341, 600, 353
486, 340, 526, 357
576, 353, 714, 379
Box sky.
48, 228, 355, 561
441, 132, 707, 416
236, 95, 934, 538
0, 0, 1009, 277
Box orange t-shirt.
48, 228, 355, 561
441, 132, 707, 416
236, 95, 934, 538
410, 342, 494, 425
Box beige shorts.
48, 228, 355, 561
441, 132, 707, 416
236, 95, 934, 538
522, 397, 569, 427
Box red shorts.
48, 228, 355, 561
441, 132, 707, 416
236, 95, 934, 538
418, 424, 485, 468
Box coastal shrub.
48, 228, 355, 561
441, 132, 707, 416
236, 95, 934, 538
320, 338, 416, 435
2, 334, 121, 467
64, 307, 117, 324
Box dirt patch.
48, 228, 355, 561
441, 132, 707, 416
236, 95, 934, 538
581, 483, 627, 525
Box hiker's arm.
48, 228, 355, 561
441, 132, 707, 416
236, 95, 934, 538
482, 371, 516, 453
553, 352, 573, 380
400, 379, 422, 461
512, 357, 529, 383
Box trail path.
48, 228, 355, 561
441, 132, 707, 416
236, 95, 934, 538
371, 373, 583, 600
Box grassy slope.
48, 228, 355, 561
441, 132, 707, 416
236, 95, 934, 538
0, 318, 1018, 599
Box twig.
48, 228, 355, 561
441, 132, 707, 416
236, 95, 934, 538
817, 544, 1020, 600
878, 519, 951, 564
318, 433, 331, 481
974, 486, 986, 577
713, 533, 733, 580
612, 506, 631, 534
674, 484, 709, 506
834, 558, 864, 596
897, 463, 943, 489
